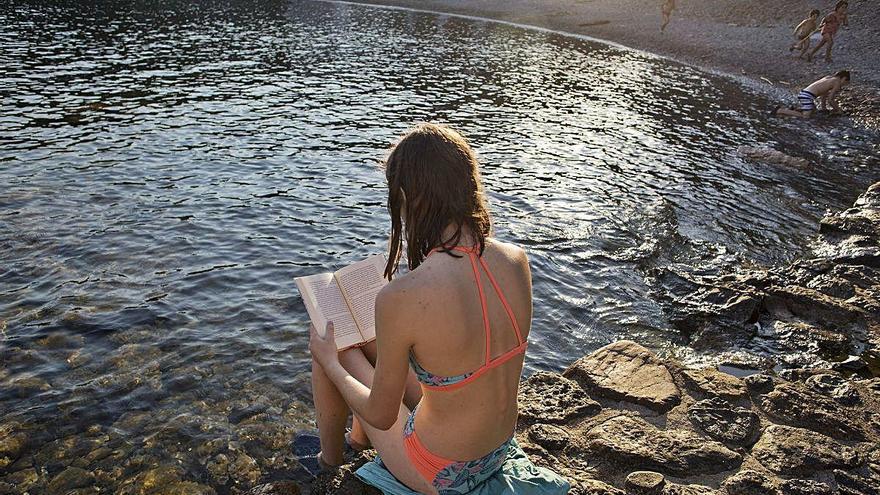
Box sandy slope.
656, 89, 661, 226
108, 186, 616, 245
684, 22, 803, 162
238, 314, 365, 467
337, 0, 880, 130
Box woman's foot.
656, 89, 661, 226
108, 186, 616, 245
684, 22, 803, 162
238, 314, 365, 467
318, 451, 341, 471
346, 430, 372, 452
301, 451, 342, 477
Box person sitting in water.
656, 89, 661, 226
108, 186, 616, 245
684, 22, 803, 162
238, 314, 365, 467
789, 9, 820, 58
807, 0, 848, 63
661, 0, 676, 32
773, 70, 850, 118
308, 123, 568, 494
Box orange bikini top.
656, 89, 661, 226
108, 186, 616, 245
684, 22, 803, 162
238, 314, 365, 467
408, 245, 528, 391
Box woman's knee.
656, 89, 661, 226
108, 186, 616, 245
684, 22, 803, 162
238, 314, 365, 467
338, 347, 376, 385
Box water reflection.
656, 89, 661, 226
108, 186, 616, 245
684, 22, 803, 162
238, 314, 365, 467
1, 0, 878, 492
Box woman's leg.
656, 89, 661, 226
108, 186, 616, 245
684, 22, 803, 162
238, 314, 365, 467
338, 349, 439, 495
312, 357, 349, 466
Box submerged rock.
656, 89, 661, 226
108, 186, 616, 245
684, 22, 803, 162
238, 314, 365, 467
737, 146, 810, 167
47, 467, 95, 494
563, 341, 680, 413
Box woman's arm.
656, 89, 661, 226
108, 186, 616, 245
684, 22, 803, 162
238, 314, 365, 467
310, 286, 414, 430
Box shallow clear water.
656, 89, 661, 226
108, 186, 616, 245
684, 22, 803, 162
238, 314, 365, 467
1, 0, 878, 491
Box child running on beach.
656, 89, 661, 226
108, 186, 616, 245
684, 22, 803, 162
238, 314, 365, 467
789, 9, 820, 57
808, 1, 848, 63
772, 70, 850, 118
661, 0, 675, 32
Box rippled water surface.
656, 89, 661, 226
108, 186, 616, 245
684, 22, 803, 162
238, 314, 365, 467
1, 0, 878, 491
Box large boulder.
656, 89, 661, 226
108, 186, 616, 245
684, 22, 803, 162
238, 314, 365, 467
563, 341, 680, 413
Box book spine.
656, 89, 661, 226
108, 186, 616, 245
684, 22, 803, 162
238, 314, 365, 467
333, 273, 365, 343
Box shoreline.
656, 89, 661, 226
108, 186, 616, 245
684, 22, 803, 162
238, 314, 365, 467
331, 0, 880, 131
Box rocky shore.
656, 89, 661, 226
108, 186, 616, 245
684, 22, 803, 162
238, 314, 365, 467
306, 182, 880, 495
1, 182, 876, 494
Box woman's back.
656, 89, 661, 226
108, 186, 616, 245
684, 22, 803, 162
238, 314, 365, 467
386, 239, 532, 461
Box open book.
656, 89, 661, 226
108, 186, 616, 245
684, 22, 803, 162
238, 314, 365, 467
295, 254, 388, 350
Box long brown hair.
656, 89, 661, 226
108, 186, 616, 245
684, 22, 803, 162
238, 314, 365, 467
383, 123, 492, 280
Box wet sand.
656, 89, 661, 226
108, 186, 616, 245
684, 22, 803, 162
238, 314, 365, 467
338, 0, 880, 130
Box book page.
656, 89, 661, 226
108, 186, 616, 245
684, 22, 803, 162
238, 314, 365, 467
334, 254, 388, 343
294, 272, 363, 350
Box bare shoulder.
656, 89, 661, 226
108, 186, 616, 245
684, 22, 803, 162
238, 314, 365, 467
376, 270, 421, 308
489, 239, 530, 267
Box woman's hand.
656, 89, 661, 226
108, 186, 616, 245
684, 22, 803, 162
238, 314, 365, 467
309, 321, 340, 370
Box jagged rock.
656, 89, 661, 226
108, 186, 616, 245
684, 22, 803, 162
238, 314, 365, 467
229, 404, 270, 424
154, 482, 217, 495
743, 374, 775, 394
804, 373, 861, 405
681, 368, 748, 400
624, 471, 664, 494
207, 453, 230, 485
762, 284, 865, 331
116, 465, 185, 495
571, 479, 625, 495
760, 382, 865, 440
759, 321, 851, 362
779, 479, 833, 495
248, 482, 301, 495
583, 415, 741, 476
310, 459, 381, 495
2, 468, 39, 492
751, 425, 862, 475
662, 483, 717, 495
687, 397, 760, 445
527, 424, 569, 451
722, 470, 777, 495
563, 341, 680, 413
230, 451, 261, 486
47, 467, 95, 494
0, 424, 27, 465
518, 372, 601, 425
833, 469, 880, 495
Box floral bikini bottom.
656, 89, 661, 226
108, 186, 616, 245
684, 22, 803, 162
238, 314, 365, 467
401, 406, 514, 494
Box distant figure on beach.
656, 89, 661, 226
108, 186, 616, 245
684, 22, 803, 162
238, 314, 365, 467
308, 124, 568, 494
808, 1, 848, 63
789, 9, 820, 57
661, 0, 676, 32
773, 70, 850, 118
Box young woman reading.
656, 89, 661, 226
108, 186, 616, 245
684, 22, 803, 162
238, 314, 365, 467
308, 124, 568, 494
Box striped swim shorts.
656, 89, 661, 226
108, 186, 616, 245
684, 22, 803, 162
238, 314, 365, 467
798, 90, 817, 111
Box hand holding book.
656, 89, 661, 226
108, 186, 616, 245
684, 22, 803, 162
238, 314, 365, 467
295, 254, 388, 350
